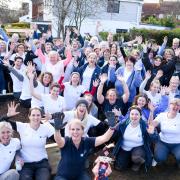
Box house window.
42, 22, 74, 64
107, 0, 120, 13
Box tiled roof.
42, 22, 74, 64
142, 2, 180, 15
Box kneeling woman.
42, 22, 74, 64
54, 119, 114, 180
153, 98, 180, 168
113, 106, 158, 171
0, 121, 20, 180
1, 103, 55, 180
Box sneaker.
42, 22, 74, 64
152, 159, 157, 167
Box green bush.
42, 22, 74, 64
142, 15, 176, 28
99, 28, 180, 47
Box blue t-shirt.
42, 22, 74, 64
56, 137, 95, 179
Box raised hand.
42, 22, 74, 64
160, 86, 166, 96
99, 73, 108, 84
163, 36, 168, 44
147, 121, 155, 134
145, 70, 151, 79
10, 43, 16, 51
53, 112, 66, 130
142, 43, 148, 53
66, 28, 71, 36
3, 58, 11, 67
137, 36, 143, 45
93, 79, 99, 87
27, 62, 35, 73
155, 70, 163, 79
175, 48, 180, 57
105, 111, 116, 128
7, 101, 20, 117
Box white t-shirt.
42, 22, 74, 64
10, 67, 23, 92
31, 81, 50, 108
122, 124, 143, 151
146, 91, 161, 106
43, 61, 64, 82
63, 111, 100, 137
63, 82, 86, 110
10, 53, 26, 62
0, 138, 21, 174
82, 66, 95, 90
154, 112, 180, 144
16, 122, 54, 162
20, 71, 32, 100
41, 94, 66, 114
123, 68, 132, 83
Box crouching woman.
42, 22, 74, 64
113, 106, 159, 171
0, 121, 20, 180
54, 119, 115, 180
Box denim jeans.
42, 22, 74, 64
0, 169, 19, 180
154, 140, 180, 165
114, 146, 145, 170
19, 159, 51, 180
54, 171, 91, 180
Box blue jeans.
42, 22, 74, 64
54, 171, 91, 180
19, 159, 51, 180
154, 140, 180, 165
114, 146, 145, 170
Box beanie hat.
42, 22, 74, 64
75, 98, 89, 109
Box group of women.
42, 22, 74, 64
0, 26, 180, 180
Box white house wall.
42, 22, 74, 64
44, 0, 143, 37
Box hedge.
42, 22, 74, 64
99, 28, 180, 47
4, 22, 30, 29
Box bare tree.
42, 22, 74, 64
0, 0, 9, 8
0, 0, 19, 24
69, 0, 106, 31
44, 0, 73, 38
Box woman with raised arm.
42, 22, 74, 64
153, 98, 180, 168
119, 89, 169, 124
54, 119, 114, 180
58, 72, 98, 110
28, 66, 66, 114
109, 56, 143, 112
0, 102, 55, 180
49, 98, 107, 137
113, 106, 159, 172
42, 44, 72, 82
97, 73, 129, 119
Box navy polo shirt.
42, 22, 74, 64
56, 137, 95, 179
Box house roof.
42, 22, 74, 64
142, 2, 180, 16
